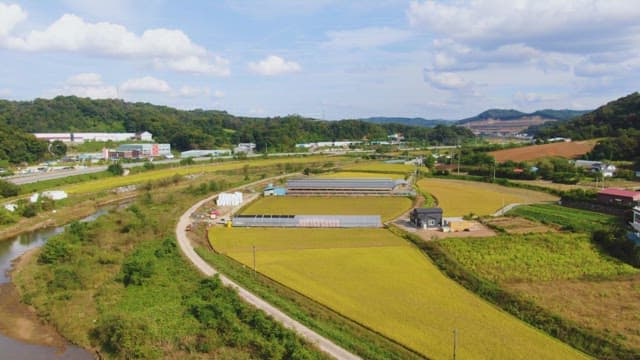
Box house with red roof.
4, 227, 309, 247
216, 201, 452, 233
597, 188, 640, 207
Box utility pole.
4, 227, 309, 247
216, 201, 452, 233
457, 140, 461, 176
453, 329, 457, 360
253, 245, 256, 276
493, 160, 496, 182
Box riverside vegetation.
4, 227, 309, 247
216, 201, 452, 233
12, 167, 333, 359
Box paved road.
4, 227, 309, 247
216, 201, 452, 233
175, 181, 360, 360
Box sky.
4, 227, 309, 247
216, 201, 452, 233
0, 1, 639, 120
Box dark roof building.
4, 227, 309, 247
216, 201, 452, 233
286, 178, 405, 195
597, 188, 640, 207
410, 208, 443, 229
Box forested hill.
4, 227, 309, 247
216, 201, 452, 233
531, 92, 640, 162
535, 92, 640, 140
0, 96, 474, 153
361, 117, 451, 127
459, 108, 588, 124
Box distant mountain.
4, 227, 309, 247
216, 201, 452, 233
458, 109, 588, 124
361, 117, 452, 128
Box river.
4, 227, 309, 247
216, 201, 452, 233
0, 210, 110, 359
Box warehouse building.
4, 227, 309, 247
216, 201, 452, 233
286, 178, 406, 196
104, 143, 171, 160
409, 208, 443, 229
597, 188, 640, 207
232, 214, 382, 228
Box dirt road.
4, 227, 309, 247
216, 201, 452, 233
175, 180, 361, 360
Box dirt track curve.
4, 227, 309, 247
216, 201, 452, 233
175, 183, 361, 360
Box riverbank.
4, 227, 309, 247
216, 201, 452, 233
0, 192, 138, 242
0, 249, 71, 349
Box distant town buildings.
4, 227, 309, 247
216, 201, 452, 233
34, 131, 153, 143
103, 143, 171, 160
574, 160, 617, 177
295, 141, 362, 149
234, 143, 256, 153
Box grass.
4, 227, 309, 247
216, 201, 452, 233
314, 171, 405, 179
506, 276, 640, 350
209, 227, 590, 360
340, 162, 415, 174
60, 155, 342, 194
438, 233, 639, 282
507, 204, 620, 232
13, 173, 329, 359
417, 178, 558, 216
238, 196, 412, 222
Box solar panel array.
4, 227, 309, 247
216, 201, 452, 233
287, 178, 395, 190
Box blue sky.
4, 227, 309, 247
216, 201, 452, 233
1, 1, 639, 120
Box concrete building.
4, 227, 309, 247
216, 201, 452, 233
597, 188, 640, 207
104, 143, 171, 160
410, 208, 443, 229
232, 214, 382, 228
34, 131, 152, 143
234, 143, 256, 153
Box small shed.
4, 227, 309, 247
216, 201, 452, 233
410, 208, 443, 229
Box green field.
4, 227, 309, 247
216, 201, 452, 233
315, 171, 405, 180
507, 204, 620, 232
239, 196, 412, 222
209, 227, 589, 360
341, 162, 415, 174
418, 178, 558, 216
438, 233, 639, 282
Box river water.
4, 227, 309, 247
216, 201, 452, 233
0, 211, 109, 359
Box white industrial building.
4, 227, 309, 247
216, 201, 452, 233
34, 131, 153, 143
181, 149, 231, 158
216, 192, 243, 207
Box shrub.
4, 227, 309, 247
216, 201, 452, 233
0, 179, 19, 198
121, 250, 155, 286
39, 236, 73, 264
107, 162, 124, 176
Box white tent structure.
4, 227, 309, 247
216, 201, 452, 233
216, 192, 243, 207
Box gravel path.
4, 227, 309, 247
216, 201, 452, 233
175, 180, 361, 360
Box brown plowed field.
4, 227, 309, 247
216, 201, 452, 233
490, 140, 597, 162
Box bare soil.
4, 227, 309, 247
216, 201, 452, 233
484, 216, 556, 234
0, 249, 69, 349
490, 140, 597, 162
393, 219, 496, 241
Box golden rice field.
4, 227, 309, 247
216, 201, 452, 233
209, 227, 589, 360
341, 162, 415, 174
61, 156, 341, 194
417, 178, 558, 216
239, 196, 412, 222
314, 171, 405, 180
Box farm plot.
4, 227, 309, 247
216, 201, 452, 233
209, 227, 589, 360
438, 233, 638, 282
315, 171, 405, 180
239, 196, 412, 222
484, 216, 555, 234
417, 178, 558, 217
490, 140, 597, 162
506, 275, 640, 350
340, 162, 415, 174
507, 204, 620, 232
61, 156, 340, 194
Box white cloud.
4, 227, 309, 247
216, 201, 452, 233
407, 0, 640, 52
0, 6, 230, 76
324, 27, 411, 50
248, 55, 301, 76
54, 73, 118, 99
120, 76, 170, 93
156, 55, 230, 76
0, 88, 11, 97
0, 2, 26, 38
66, 72, 103, 86
423, 69, 473, 91
175, 85, 211, 98
214, 90, 225, 98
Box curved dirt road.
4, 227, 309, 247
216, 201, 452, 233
176, 190, 360, 360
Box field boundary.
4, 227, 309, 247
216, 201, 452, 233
387, 224, 639, 360
202, 244, 427, 359
176, 178, 361, 360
